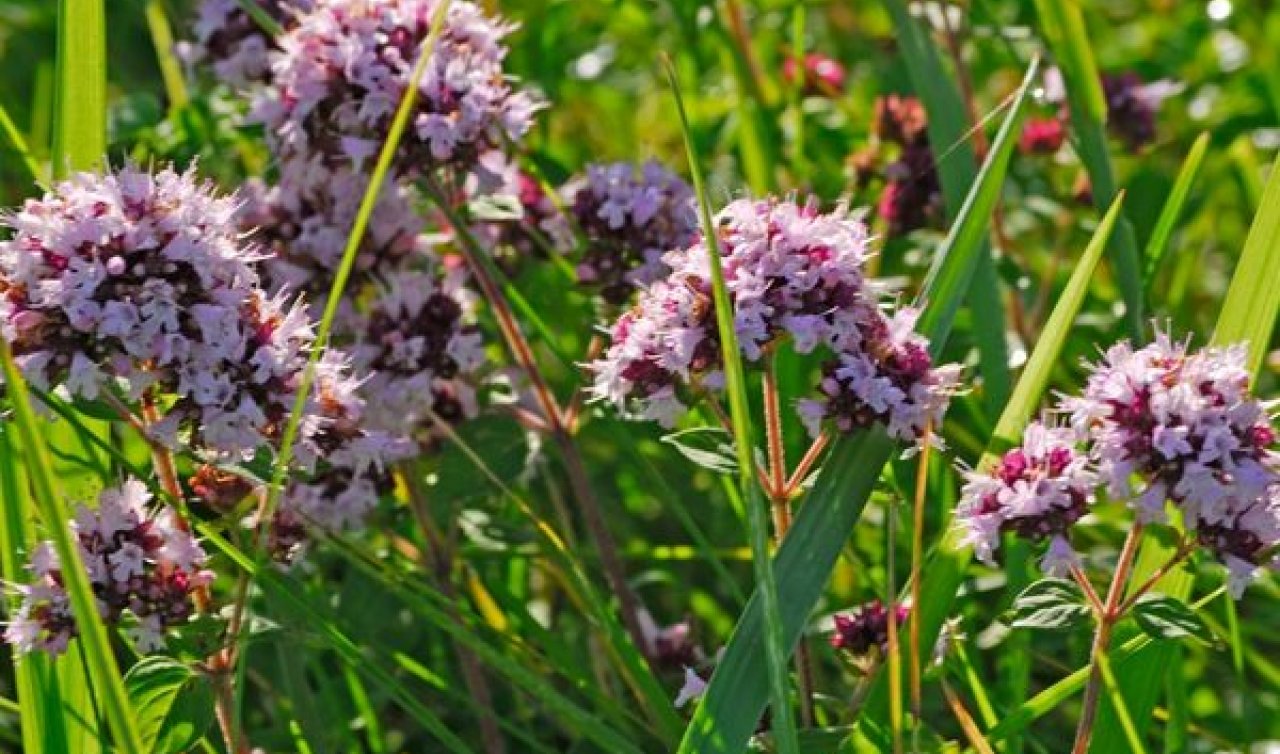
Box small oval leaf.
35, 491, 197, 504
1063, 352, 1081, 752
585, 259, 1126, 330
1132, 593, 1215, 645
124, 656, 216, 754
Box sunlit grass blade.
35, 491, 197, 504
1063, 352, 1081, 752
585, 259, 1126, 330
1095, 152, 1280, 749
886, 0, 1011, 414
234, 0, 285, 36
1143, 133, 1209, 287
662, 55, 799, 753
1, 344, 144, 752
1032, 0, 1144, 340
675, 57, 1038, 754
0, 101, 41, 181
0, 427, 71, 753
52, 0, 105, 175
144, 0, 189, 116
862, 195, 1126, 738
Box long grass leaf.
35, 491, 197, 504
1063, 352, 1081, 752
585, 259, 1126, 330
1032, 0, 1144, 339
0, 343, 144, 752
144, 0, 189, 115
886, 0, 1012, 415
675, 57, 1039, 754
662, 55, 799, 754
52, 0, 105, 175
0, 101, 41, 181
1143, 133, 1209, 286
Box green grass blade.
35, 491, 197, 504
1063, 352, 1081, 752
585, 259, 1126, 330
234, 0, 285, 36
144, 0, 189, 116
675, 58, 1038, 754
1, 343, 145, 752
1143, 133, 1209, 286
52, 0, 105, 176
886, 0, 1011, 414
0, 427, 71, 753
663, 55, 799, 754
0, 101, 41, 181
862, 195, 1125, 737
1033, 0, 1144, 340
1094, 152, 1280, 750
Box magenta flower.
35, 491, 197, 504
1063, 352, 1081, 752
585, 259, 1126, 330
4, 480, 214, 656
830, 600, 909, 662
956, 422, 1096, 575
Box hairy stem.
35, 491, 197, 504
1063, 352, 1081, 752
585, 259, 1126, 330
1072, 523, 1145, 754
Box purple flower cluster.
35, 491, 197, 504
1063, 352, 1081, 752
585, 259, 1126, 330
0, 165, 314, 460
868, 95, 942, 237
565, 161, 698, 306
190, 0, 312, 87
1101, 72, 1169, 153
1067, 334, 1279, 594
830, 600, 909, 667
958, 332, 1280, 595
251, 0, 538, 181
590, 197, 957, 442
4, 480, 213, 656
956, 422, 1095, 575
350, 268, 484, 440
239, 162, 430, 321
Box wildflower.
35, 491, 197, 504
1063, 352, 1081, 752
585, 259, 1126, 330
1101, 72, 1173, 152
239, 162, 431, 320
783, 52, 847, 97
590, 197, 871, 424
873, 95, 928, 146
189, 0, 312, 87
350, 268, 484, 440
877, 139, 943, 236
955, 422, 1096, 574
830, 599, 910, 671
0, 164, 320, 460
1019, 117, 1067, 155
1066, 333, 1280, 593
253, 0, 538, 179
591, 197, 958, 443
564, 161, 697, 305
4, 480, 214, 656
673, 667, 708, 708
798, 308, 961, 444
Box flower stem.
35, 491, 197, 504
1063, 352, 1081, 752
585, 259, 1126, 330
1072, 522, 1145, 754
909, 422, 933, 752
425, 179, 653, 666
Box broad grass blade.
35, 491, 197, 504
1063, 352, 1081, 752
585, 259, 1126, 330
52, 0, 105, 176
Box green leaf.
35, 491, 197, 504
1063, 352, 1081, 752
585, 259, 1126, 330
1131, 594, 1214, 645
674, 56, 1041, 754
886, 0, 1011, 414
1143, 133, 1210, 286
664, 54, 798, 754
660, 427, 739, 475
1010, 580, 1092, 632
52, 0, 106, 175
124, 657, 215, 754
1033, 0, 1144, 339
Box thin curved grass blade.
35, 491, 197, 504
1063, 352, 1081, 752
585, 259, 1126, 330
1143, 133, 1210, 287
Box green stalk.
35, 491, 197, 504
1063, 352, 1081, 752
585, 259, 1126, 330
663, 56, 799, 754
52, 0, 105, 176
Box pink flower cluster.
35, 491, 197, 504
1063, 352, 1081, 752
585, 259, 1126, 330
1067, 333, 1279, 594
239, 162, 430, 322
566, 161, 698, 305
590, 197, 958, 441
4, 480, 213, 656
251, 0, 538, 180
958, 332, 1280, 595
190, 0, 312, 87
0, 165, 312, 459
350, 268, 484, 440
956, 422, 1095, 575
